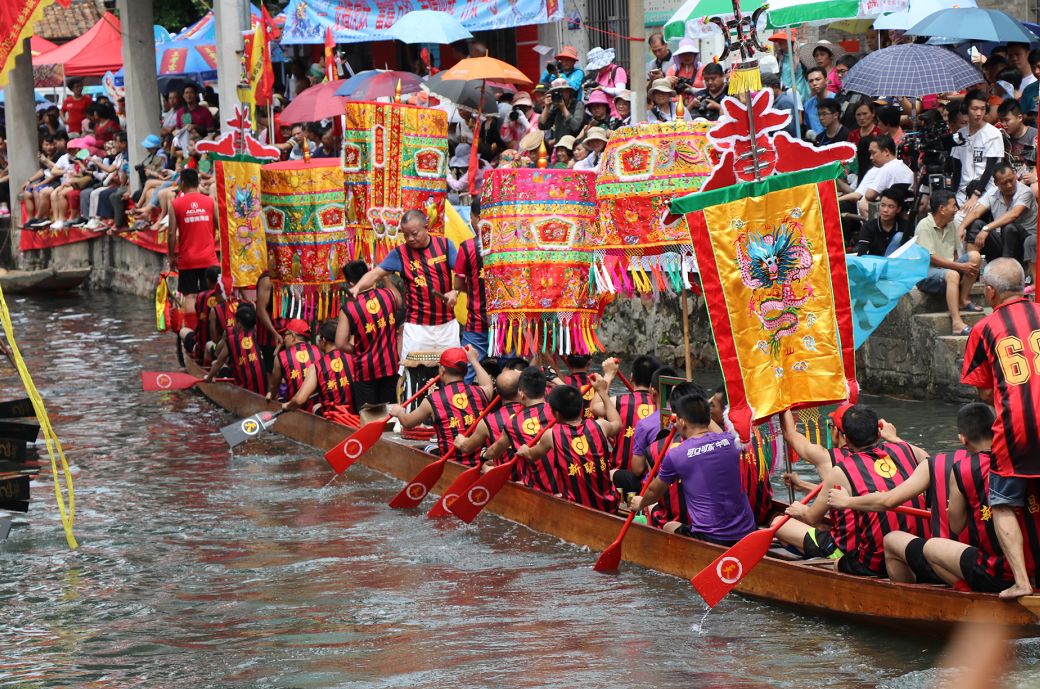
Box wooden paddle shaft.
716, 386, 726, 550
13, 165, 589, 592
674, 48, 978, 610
681, 290, 692, 379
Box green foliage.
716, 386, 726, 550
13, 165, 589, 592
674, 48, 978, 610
152, 0, 208, 34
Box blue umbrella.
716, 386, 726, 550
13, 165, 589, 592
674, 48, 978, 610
842, 43, 984, 97
386, 10, 473, 44
906, 8, 1039, 43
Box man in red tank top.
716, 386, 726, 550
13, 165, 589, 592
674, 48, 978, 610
338, 260, 402, 415
283, 320, 359, 425
349, 210, 460, 366
267, 319, 321, 404
167, 168, 218, 302
782, 405, 929, 577
518, 375, 623, 512
387, 347, 494, 462
961, 258, 1040, 598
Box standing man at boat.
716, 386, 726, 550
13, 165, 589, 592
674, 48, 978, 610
348, 210, 460, 364
780, 405, 929, 577
518, 375, 623, 513
282, 320, 359, 425
961, 258, 1040, 598
166, 168, 218, 306
388, 347, 494, 466
266, 319, 321, 406
600, 355, 660, 473
204, 302, 266, 395
453, 198, 489, 382
630, 392, 756, 545
254, 271, 281, 374
338, 260, 402, 415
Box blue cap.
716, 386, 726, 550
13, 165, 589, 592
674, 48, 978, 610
140, 134, 161, 149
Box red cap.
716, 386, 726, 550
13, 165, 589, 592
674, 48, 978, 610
829, 402, 854, 434
439, 347, 468, 370
282, 318, 311, 337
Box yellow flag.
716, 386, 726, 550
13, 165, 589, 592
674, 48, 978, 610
237, 21, 265, 121
445, 201, 474, 326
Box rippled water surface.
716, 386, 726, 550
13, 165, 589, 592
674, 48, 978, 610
3, 292, 1040, 688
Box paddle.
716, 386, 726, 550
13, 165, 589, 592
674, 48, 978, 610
691, 483, 825, 607
141, 371, 232, 391
0, 398, 33, 419
615, 370, 636, 393
220, 408, 287, 448
594, 424, 678, 573
389, 395, 502, 510
0, 421, 40, 443
323, 374, 443, 474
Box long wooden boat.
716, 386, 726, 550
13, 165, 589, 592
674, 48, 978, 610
184, 358, 1040, 638
0, 267, 91, 295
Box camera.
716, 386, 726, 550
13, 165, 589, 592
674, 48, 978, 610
546, 61, 561, 75
509, 108, 521, 122
551, 90, 563, 104
674, 77, 694, 95
899, 113, 964, 180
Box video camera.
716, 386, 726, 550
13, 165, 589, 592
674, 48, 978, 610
899, 113, 965, 190
674, 77, 695, 95
545, 61, 562, 76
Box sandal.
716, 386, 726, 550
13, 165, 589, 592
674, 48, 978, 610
961, 303, 983, 313
955, 325, 972, 336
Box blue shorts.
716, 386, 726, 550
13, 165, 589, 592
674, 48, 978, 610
989, 474, 1027, 508
917, 252, 970, 294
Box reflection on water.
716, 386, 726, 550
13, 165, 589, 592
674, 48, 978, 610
0, 293, 1028, 688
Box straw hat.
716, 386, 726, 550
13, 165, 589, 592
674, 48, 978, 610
555, 45, 579, 61
549, 78, 574, 92
584, 127, 609, 144
513, 91, 534, 108
798, 40, 847, 69
649, 78, 676, 95
519, 129, 544, 152
585, 47, 615, 72
613, 89, 633, 103
555, 135, 576, 150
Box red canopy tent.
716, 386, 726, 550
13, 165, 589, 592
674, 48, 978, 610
30, 36, 58, 57
35, 12, 122, 76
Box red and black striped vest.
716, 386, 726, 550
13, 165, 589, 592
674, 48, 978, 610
455, 238, 488, 333
342, 287, 399, 381
278, 342, 322, 402
398, 236, 454, 325
566, 372, 594, 419
193, 289, 218, 362
612, 390, 655, 472
553, 419, 617, 513
952, 453, 1035, 582
212, 298, 239, 338
741, 441, 774, 527
646, 436, 688, 528
226, 327, 266, 395
927, 450, 962, 539
507, 403, 560, 494
484, 400, 524, 479
428, 380, 489, 465
314, 349, 357, 416
832, 441, 928, 575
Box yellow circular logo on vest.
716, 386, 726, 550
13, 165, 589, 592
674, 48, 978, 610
241, 337, 254, 350
582, 388, 594, 401
207, 296, 218, 308
295, 350, 311, 364
366, 298, 381, 314
874, 454, 897, 479
330, 358, 344, 373
570, 436, 590, 456
636, 403, 653, 419
521, 417, 541, 436
451, 392, 469, 409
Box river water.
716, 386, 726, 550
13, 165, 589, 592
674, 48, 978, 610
3, 293, 1040, 689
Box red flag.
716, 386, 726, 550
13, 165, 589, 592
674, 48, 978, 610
324, 27, 336, 82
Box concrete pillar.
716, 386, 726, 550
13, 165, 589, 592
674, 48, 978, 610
5, 38, 39, 256
627, 0, 646, 122
117, 0, 161, 191
214, 0, 250, 133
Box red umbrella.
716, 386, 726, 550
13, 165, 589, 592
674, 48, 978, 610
279, 79, 347, 124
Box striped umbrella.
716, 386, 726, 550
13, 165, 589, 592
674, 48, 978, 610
841, 43, 984, 98
769, 0, 905, 28
663, 0, 767, 40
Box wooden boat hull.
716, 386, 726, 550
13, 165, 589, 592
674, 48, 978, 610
184, 359, 1040, 637
0, 268, 91, 295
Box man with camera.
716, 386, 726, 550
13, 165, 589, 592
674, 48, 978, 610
686, 63, 727, 122
500, 92, 537, 148
539, 46, 585, 93
539, 79, 584, 145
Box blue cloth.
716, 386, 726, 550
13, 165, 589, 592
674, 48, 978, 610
803, 92, 833, 135
1023, 81, 1039, 114
774, 90, 798, 136
378, 240, 458, 274
779, 52, 810, 103
461, 329, 489, 384
846, 243, 931, 348
539, 67, 585, 92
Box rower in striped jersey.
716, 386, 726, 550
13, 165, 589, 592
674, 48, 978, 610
204, 302, 266, 395
282, 320, 360, 426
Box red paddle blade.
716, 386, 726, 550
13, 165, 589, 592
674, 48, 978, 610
447, 459, 516, 524
324, 418, 386, 474
593, 539, 625, 573
142, 371, 201, 391
388, 457, 448, 509
427, 463, 483, 518
690, 528, 775, 608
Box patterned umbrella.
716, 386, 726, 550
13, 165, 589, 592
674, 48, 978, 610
840, 43, 984, 98
334, 70, 423, 100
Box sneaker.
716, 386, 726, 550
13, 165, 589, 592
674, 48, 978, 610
70, 218, 88, 228
84, 218, 102, 231
22, 217, 39, 228
29, 218, 50, 228
0, 204, 10, 218
49, 220, 64, 230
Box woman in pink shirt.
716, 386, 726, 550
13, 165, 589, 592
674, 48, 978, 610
585, 47, 628, 118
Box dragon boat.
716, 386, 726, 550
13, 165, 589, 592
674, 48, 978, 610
183, 357, 1040, 638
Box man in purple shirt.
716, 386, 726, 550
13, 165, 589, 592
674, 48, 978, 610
630, 366, 679, 471
632, 392, 757, 545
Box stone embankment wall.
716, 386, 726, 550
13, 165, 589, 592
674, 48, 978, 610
18, 235, 165, 297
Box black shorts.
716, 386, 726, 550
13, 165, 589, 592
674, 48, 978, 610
674, 524, 739, 546
960, 546, 1012, 593
837, 552, 885, 578
177, 266, 218, 295
903, 536, 945, 584
802, 528, 841, 559
352, 374, 399, 407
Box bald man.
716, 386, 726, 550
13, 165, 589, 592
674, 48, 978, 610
453, 368, 523, 456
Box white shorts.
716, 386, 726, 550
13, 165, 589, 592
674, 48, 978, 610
399, 321, 460, 369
